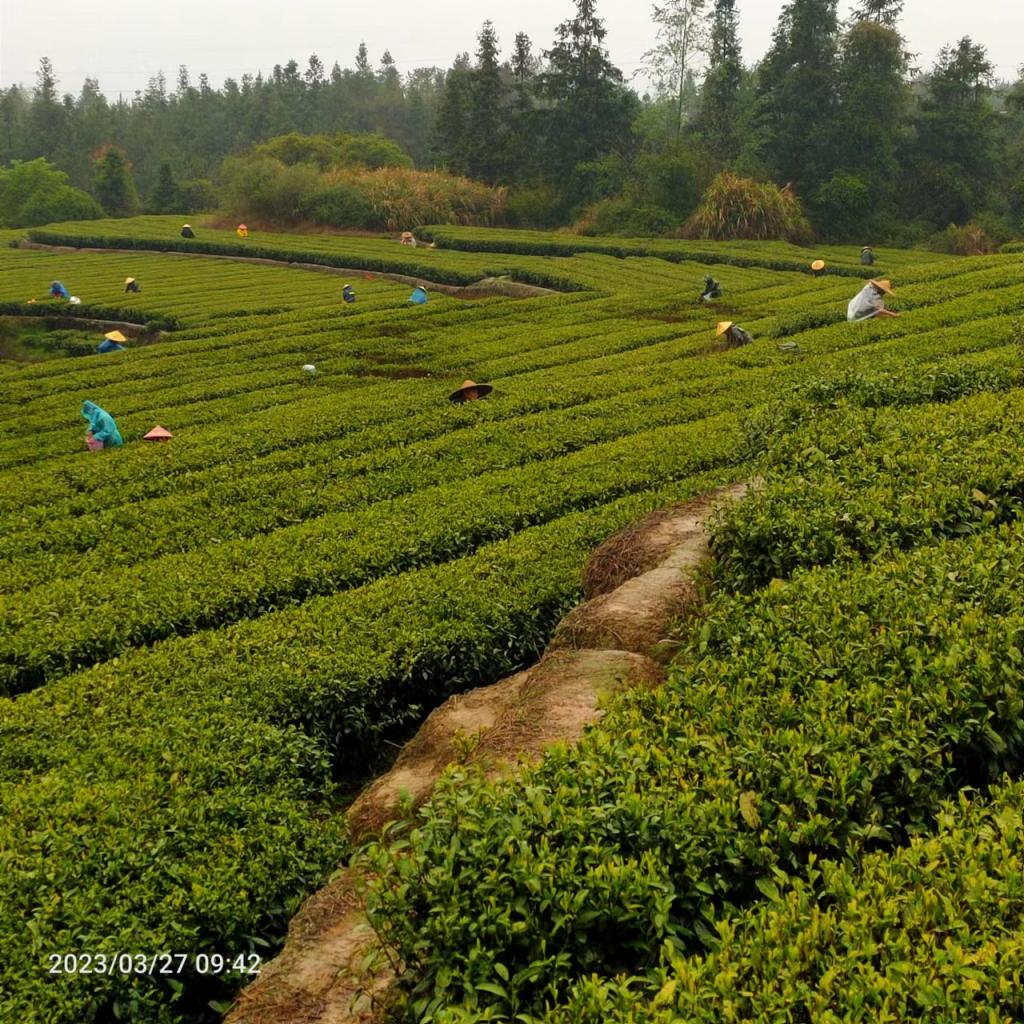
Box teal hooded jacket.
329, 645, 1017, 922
81, 401, 123, 447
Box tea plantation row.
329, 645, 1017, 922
0, 222, 1020, 1021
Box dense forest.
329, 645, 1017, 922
1, 0, 1023, 244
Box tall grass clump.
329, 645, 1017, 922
681, 172, 811, 243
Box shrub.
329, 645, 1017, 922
572, 198, 677, 237
927, 221, 999, 255
504, 186, 567, 228
681, 172, 811, 243
0, 158, 102, 228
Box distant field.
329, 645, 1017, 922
1, 219, 1020, 1022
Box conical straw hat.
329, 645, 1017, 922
871, 279, 894, 295
449, 379, 493, 403
716, 322, 734, 337
104, 330, 128, 342
143, 425, 173, 441
811, 260, 825, 271
124, 277, 135, 285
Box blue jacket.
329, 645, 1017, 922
81, 401, 123, 447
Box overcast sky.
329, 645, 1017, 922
1, 0, 1021, 99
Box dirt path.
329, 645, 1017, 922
225, 481, 749, 1024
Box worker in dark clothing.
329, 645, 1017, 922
342, 285, 356, 304
124, 277, 141, 293
716, 321, 753, 347
181, 224, 195, 239
700, 275, 723, 302
861, 246, 875, 266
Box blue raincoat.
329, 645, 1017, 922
408, 287, 428, 305
81, 400, 123, 448
50, 281, 68, 299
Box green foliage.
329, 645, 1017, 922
148, 160, 181, 214
812, 173, 872, 241
0, 158, 101, 228
91, 146, 140, 217
682, 172, 812, 241
927, 220, 1000, 255
251, 131, 413, 170
573, 198, 677, 236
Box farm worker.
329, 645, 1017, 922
342, 285, 356, 304
449, 379, 493, 404
400, 231, 416, 246
716, 321, 753, 348
81, 400, 123, 449
408, 286, 428, 306
50, 281, 69, 300
847, 279, 899, 321
237, 224, 248, 238
860, 246, 875, 266
811, 259, 826, 276
181, 224, 195, 239
700, 275, 722, 302
124, 277, 141, 293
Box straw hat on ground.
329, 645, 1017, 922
811, 259, 826, 272
871, 279, 894, 295
716, 321, 734, 337
449, 379, 493, 403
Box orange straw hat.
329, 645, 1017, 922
871, 279, 895, 295
811, 259, 826, 271
449, 379, 493, 403
715, 321, 734, 337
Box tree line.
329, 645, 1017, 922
1, 0, 1022, 241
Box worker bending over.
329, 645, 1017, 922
82, 400, 123, 449
847, 279, 899, 321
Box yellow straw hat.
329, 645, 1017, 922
871, 279, 894, 295
449, 379, 493, 403
811, 260, 826, 271
124, 277, 135, 285
104, 330, 128, 342
716, 321, 734, 337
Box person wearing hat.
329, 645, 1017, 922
50, 281, 69, 300
181, 224, 195, 239
449, 379, 493, 404
400, 231, 416, 246
124, 277, 141, 294
408, 286, 428, 306
860, 246, 875, 267
700, 275, 723, 302
811, 259, 826, 277
237, 224, 248, 238
81, 400, 123, 449
716, 321, 753, 348
342, 284, 356, 304
847, 279, 899, 322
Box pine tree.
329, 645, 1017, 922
698, 0, 744, 162
149, 160, 180, 212
466, 22, 507, 182
539, 0, 636, 184
909, 37, 998, 224
92, 146, 140, 215
751, 0, 841, 194
29, 57, 65, 161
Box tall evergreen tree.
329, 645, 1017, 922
29, 57, 65, 162
698, 0, 744, 162
148, 160, 180, 212
435, 54, 473, 173
539, 0, 637, 185
909, 37, 998, 225
466, 22, 507, 182
92, 145, 140, 215
751, 0, 840, 195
